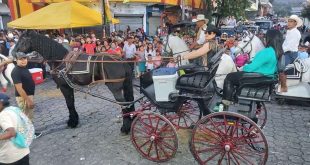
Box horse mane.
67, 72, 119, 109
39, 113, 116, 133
29, 31, 68, 60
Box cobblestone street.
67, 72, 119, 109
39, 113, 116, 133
7, 79, 310, 165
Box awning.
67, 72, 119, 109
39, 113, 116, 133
28, 0, 203, 9
0, 3, 10, 15
7, 1, 103, 29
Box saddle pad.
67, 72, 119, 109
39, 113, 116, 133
68, 54, 92, 74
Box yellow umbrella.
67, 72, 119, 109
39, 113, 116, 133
8, 1, 102, 29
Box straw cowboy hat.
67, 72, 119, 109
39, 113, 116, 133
288, 15, 303, 27
192, 14, 209, 23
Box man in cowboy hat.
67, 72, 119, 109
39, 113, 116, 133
279, 15, 303, 92
190, 14, 209, 50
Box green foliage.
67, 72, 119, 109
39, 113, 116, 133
302, 5, 310, 20
273, 2, 291, 17
216, 0, 251, 19
204, 0, 251, 26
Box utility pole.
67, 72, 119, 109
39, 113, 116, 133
181, 0, 185, 21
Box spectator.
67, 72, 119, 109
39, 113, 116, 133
298, 45, 309, 59
82, 37, 96, 55
153, 50, 162, 68
0, 93, 31, 165
123, 37, 136, 71
190, 14, 208, 50
11, 52, 41, 137
135, 46, 146, 77
166, 58, 176, 68
146, 54, 154, 71
145, 43, 156, 58
280, 15, 303, 92
95, 40, 103, 53
110, 42, 122, 57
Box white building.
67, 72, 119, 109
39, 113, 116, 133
0, 1, 10, 30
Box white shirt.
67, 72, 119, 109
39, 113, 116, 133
0, 108, 30, 164
282, 27, 301, 52
123, 43, 136, 59
196, 24, 207, 45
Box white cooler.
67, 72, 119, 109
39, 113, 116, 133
152, 71, 178, 102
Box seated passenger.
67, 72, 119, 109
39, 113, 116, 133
222, 30, 283, 105
182, 25, 220, 66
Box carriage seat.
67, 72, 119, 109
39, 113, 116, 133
175, 48, 225, 93
236, 73, 277, 102
175, 71, 211, 93
140, 84, 181, 113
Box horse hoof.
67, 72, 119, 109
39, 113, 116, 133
67, 120, 79, 128
120, 131, 129, 136
120, 126, 130, 135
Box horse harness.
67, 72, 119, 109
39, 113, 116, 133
236, 33, 255, 56
52, 51, 125, 85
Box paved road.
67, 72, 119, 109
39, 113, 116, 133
6, 79, 310, 165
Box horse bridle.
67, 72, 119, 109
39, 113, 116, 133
236, 32, 255, 56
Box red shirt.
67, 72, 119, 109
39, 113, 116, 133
83, 43, 96, 55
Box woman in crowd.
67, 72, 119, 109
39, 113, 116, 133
145, 43, 156, 58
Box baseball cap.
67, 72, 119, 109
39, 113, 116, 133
15, 52, 27, 59
0, 93, 9, 105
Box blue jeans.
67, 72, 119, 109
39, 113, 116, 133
284, 51, 298, 66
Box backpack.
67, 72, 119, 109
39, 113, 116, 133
4, 106, 35, 148
235, 53, 250, 67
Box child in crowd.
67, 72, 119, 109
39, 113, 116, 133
298, 45, 309, 59
135, 46, 146, 77
153, 50, 162, 68
166, 58, 176, 68
146, 54, 154, 71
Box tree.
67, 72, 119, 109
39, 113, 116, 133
203, 0, 251, 26
273, 2, 291, 17
302, 4, 310, 20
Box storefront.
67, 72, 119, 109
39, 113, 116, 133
110, 3, 147, 33
146, 4, 164, 36
0, 3, 10, 29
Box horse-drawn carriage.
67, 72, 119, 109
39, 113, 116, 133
128, 48, 273, 164
12, 30, 277, 164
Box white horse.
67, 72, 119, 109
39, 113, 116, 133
0, 54, 14, 92
163, 34, 190, 65
234, 31, 265, 59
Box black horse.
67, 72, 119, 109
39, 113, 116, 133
12, 31, 134, 134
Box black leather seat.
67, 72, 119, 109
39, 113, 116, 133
236, 73, 277, 102
175, 48, 225, 93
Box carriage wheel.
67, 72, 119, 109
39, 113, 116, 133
170, 100, 202, 129
256, 102, 267, 129
131, 112, 178, 162
189, 112, 268, 165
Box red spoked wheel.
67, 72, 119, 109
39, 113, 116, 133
256, 102, 267, 129
131, 112, 178, 162
189, 112, 268, 165
170, 100, 202, 129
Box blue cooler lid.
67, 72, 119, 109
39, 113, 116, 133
152, 67, 177, 76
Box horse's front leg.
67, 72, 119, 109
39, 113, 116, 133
59, 84, 79, 128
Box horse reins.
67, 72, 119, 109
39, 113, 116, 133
236, 32, 255, 56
